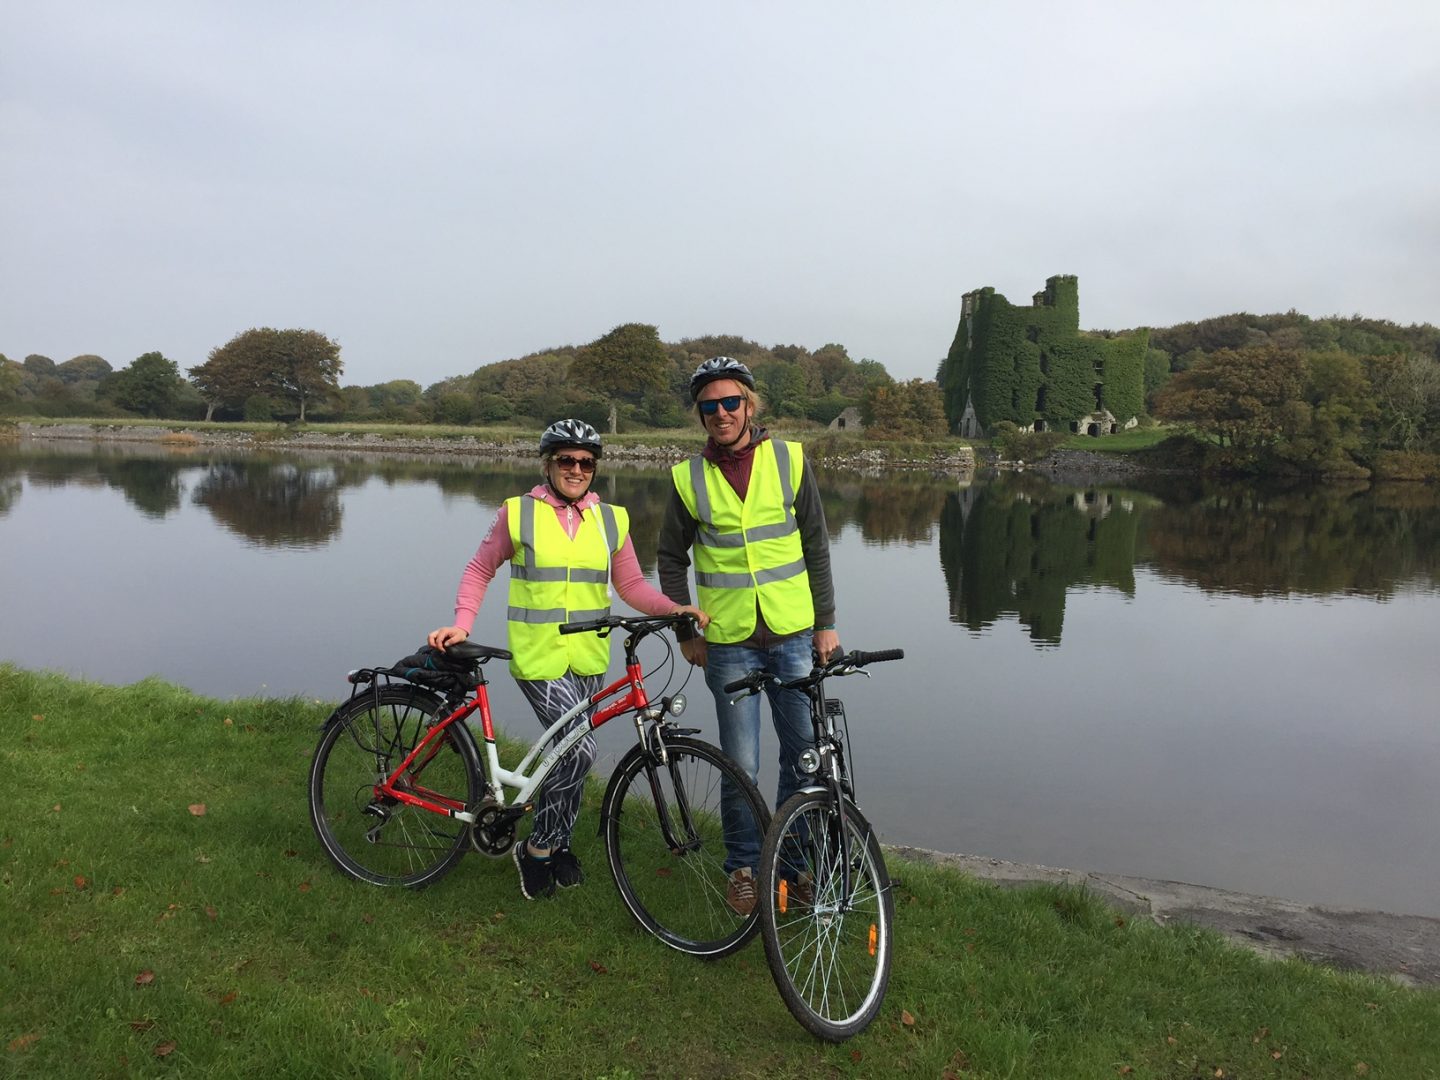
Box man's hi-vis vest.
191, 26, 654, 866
671, 439, 813, 644
505, 495, 627, 680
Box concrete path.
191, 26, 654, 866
891, 846, 1440, 988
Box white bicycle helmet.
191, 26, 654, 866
539, 418, 603, 458
689, 357, 756, 402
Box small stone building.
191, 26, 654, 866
829, 407, 864, 432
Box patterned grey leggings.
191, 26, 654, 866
516, 671, 603, 851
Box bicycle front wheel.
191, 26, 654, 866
602, 736, 769, 958
759, 791, 894, 1041
308, 685, 482, 888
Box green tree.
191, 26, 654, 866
1367, 352, 1440, 451
56, 355, 112, 384
192, 328, 342, 422
570, 323, 669, 433
1153, 345, 1307, 454
0, 356, 23, 404
101, 351, 185, 417
271, 328, 343, 421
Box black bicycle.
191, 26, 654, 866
724, 648, 903, 1041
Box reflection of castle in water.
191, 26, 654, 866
939, 477, 1151, 645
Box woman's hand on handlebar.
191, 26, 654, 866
427, 625, 469, 650
671, 604, 710, 630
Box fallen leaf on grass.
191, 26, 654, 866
7, 1033, 40, 1052
134, 970, 155, 986
52, 804, 61, 813
73, 876, 89, 890
219, 992, 237, 1006
129, 1019, 155, 1033
154, 1041, 177, 1058
32, 714, 43, 722
588, 960, 607, 974
298, 882, 312, 893
850, 1049, 863, 1063
284, 849, 298, 858
111, 887, 125, 897
900, 1010, 916, 1027
1355, 1065, 1370, 1076
196, 854, 211, 864
188, 804, 207, 817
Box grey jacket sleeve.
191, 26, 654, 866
794, 457, 836, 627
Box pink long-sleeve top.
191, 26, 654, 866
450, 484, 677, 635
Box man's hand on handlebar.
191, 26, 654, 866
814, 627, 840, 663
427, 625, 470, 650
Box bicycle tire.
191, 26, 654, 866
602, 736, 769, 958
308, 685, 482, 888
758, 791, 894, 1041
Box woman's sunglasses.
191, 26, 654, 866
698, 395, 744, 416
552, 454, 596, 473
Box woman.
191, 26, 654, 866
429, 419, 706, 900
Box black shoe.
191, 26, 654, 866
513, 843, 556, 900
551, 847, 584, 888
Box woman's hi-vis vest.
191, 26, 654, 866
505, 495, 627, 680
671, 439, 813, 644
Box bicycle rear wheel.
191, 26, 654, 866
758, 791, 894, 1041
308, 685, 482, 888
602, 736, 769, 958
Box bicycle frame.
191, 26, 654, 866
369, 656, 653, 826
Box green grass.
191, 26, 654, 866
1061, 426, 1173, 453
4, 665, 1437, 1078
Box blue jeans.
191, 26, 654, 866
704, 632, 815, 873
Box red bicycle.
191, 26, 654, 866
308, 612, 769, 958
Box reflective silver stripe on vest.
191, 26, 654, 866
567, 607, 609, 622
696, 559, 805, 591
511, 564, 568, 582
518, 496, 540, 570
695, 570, 755, 589
569, 568, 608, 584
744, 519, 796, 543
755, 557, 806, 585
772, 440, 795, 507
698, 526, 746, 548
507, 606, 568, 623
689, 456, 711, 526
598, 502, 620, 552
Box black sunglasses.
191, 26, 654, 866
698, 395, 744, 416
552, 454, 596, 473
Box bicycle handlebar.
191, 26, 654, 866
721, 648, 904, 695
559, 612, 699, 637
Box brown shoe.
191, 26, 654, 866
726, 867, 757, 916
780, 872, 814, 914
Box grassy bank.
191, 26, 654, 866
3, 666, 1437, 1078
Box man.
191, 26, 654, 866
657, 357, 840, 916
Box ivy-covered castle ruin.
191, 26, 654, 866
939, 275, 1148, 438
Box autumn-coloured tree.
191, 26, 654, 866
1152, 346, 1307, 451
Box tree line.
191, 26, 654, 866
0, 323, 943, 438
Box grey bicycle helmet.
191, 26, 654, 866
539, 418, 603, 458
689, 357, 756, 402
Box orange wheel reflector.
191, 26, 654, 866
868, 923, 877, 956
778, 878, 789, 915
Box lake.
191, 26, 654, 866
3, 435, 1438, 916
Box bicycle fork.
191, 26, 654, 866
637, 723, 705, 855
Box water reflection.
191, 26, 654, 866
940, 474, 1152, 644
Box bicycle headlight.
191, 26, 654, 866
798, 748, 821, 775
667, 693, 687, 717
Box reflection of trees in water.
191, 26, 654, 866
0, 476, 18, 516
818, 471, 951, 546
1142, 481, 1440, 597
191, 462, 342, 548
940, 474, 1147, 645
96, 458, 185, 518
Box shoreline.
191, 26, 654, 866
894, 845, 1440, 987
13, 420, 990, 475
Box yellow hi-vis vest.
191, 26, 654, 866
504, 495, 627, 680
671, 439, 813, 644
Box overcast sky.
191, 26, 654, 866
3, 2, 1437, 388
